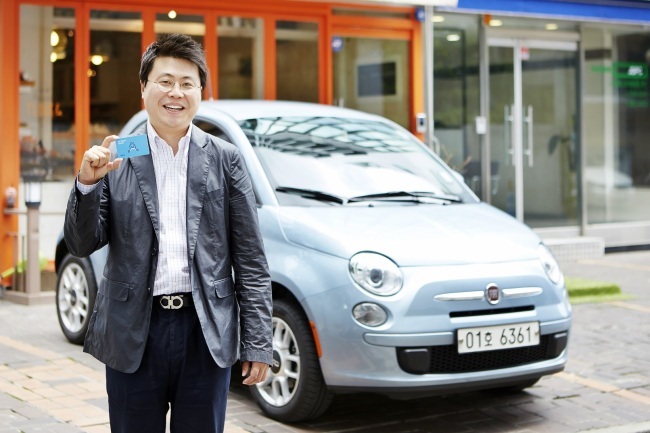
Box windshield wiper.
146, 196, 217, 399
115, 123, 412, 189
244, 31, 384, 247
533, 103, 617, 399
275, 187, 346, 205
348, 191, 462, 204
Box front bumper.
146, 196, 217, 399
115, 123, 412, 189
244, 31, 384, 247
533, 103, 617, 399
322, 326, 570, 394
303, 259, 572, 394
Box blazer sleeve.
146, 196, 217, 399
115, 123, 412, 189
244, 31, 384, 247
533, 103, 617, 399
64, 177, 110, 258
227, 148, 273, 364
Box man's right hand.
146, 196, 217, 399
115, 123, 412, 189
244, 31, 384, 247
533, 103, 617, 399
78, 135, 123, 185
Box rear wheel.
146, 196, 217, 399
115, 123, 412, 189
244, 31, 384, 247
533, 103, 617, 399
249, 298, 332, 422
56, 254, 97, 345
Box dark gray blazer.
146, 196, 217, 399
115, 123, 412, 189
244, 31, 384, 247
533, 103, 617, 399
64, 125, 273, 373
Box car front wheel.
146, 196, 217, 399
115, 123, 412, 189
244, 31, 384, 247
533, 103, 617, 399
56, 254, 97, 345
249, 298, 332, 422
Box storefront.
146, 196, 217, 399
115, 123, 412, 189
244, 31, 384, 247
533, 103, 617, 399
428, 0, 650, 249
0, 0, 424, 275
3, 0, 650, 279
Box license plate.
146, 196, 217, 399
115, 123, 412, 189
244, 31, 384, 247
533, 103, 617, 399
457, 321, 540, 354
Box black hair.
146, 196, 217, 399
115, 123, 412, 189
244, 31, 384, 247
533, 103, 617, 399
139, 34, 207, 89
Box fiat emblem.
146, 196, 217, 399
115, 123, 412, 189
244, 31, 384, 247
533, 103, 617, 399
485, 283, 500, 305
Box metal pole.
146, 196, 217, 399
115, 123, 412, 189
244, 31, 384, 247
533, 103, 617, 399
479, 17, 491, 203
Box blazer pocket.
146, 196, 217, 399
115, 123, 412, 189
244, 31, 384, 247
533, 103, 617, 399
103, 279, 130, 301
205, 188, 224, 203
213, 277, 234, 298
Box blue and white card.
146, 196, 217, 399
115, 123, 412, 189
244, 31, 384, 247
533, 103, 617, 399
116, 134, 150, 159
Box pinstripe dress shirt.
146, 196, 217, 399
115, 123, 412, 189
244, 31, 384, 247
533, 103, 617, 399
147, 121, 192, 296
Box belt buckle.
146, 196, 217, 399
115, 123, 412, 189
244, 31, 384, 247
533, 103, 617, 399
160, 295, 183, 310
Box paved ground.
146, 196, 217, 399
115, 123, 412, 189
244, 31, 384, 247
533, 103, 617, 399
1, 251, 649, 433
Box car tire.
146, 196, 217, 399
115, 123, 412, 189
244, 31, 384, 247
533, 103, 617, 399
56, 254, 97, 345
249, 298, 333, 422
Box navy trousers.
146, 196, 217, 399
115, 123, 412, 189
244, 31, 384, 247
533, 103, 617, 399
106, 301, 231, 433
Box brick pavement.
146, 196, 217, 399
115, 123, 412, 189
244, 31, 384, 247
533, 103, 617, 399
0, 251, 649, 432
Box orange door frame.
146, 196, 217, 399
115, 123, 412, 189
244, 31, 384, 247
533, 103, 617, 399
0, 0, 422, 277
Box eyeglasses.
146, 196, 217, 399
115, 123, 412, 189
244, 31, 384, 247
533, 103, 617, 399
150, 79, 201, 95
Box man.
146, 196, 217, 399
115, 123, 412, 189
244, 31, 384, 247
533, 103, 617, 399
64, 34, 272, 433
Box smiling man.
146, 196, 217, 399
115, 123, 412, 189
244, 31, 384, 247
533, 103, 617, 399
63, 34, 272, 433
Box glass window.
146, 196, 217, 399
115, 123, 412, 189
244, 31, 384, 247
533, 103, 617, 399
333, 37, 409, 129
276, 21, 319, 103
432, 14, 481, 191
89, 10, 142, 148
218, 16, 264, 99
20, 6, 76, 182
155, 11, 204, 46
20, 6, 76, 266
193, 118, 232, 142
583, 24, 650, 223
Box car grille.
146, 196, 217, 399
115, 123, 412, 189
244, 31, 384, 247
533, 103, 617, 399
397, 333, 568, 375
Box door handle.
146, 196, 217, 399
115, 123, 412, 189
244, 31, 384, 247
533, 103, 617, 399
524, 105, 534, 167
504, 105, 515, 166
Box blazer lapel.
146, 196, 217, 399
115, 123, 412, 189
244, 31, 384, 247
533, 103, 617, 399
186, 127, 211, 262
129, 125, 160, 240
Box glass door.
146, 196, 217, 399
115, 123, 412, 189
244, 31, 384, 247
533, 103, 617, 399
488, 38, 578, 228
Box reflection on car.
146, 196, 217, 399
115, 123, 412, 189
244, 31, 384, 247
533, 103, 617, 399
55, 100, 572, 422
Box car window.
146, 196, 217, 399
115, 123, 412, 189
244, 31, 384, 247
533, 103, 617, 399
239, 116, 476, 206
193, 119, 233, 142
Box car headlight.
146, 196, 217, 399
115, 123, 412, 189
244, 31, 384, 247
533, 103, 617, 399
539, 243, 563, 285
349, 252, 403, 296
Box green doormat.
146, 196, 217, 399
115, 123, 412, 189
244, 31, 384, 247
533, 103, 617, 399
564, 277, 631, 304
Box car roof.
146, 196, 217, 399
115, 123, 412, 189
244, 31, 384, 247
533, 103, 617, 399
199, 99, 387, 122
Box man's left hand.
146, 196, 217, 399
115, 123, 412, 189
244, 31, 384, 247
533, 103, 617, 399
241, 361, 270, 385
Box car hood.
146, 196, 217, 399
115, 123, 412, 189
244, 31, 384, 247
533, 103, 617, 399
277, 203, 541, 266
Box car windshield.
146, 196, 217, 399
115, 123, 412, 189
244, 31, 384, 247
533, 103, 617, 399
239, 116, 476, 206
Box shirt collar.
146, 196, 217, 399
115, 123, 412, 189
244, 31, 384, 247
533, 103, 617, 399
146, 121, 193, 156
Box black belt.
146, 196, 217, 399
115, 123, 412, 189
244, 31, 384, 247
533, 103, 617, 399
155, 294, 194, 310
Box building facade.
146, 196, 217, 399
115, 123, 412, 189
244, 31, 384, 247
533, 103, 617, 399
430, 0, 650, 249
2, 0, 650, 277
0, 0, 424, 274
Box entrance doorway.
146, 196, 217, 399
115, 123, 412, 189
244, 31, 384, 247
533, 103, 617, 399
487, 36, 579, 228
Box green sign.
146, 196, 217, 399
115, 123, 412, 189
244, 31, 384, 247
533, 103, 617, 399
591, 61, 648, 107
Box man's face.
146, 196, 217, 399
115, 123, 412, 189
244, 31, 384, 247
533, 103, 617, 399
141, 56, 201, 135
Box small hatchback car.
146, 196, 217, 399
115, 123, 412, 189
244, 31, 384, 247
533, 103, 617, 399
55, 100, 572, 422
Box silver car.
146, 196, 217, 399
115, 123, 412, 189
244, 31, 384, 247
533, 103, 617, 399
55, 100, 572, 422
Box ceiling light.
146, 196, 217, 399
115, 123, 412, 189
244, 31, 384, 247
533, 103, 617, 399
50, 30, 59, 47
168, 10, 177, 19
489, 19, 503, 27
447, 34, 461, 42
432, 15, 445, 23
90, 55, 104, 66
545, 23, 559, 30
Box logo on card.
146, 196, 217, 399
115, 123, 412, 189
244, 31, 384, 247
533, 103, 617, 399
116, 134, 150, 159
